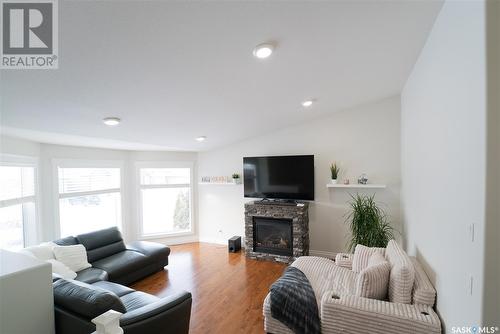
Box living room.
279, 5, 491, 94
0, 1, 499, 334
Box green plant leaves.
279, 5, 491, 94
344, 193, 395, 252
330, 163, 340, 179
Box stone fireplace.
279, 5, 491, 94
244, 201, 309, 263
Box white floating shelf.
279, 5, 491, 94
326, 184, 386, 189
199, 182, 241, 186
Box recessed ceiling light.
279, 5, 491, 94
253, 43, 274, 59
102, 117, 121, 126
302, 99, 315, 108
195, 136, 207, 142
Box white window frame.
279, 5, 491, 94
0, 154, 40, 247
136, 161, 195, 239
53, 159, 125, 238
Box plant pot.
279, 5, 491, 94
331, 179, 338, 184
233, 178, 242, 184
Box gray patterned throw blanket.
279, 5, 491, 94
270, 266, 321, 334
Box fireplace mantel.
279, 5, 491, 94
244, 201, 309, 263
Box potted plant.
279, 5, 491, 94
330, 162, 340, 184
345, 194, 396, 252
232, 173, 241, 184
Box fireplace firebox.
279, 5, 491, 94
253, 217, 293, 256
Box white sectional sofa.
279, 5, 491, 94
263, 240, 442, 334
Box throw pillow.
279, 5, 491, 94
19, 242, 57, 261
352, 244, 385, 273
53, 244, 92, 272
385, 239, 415, 304
355, 252, 391, 300
47, 259, 78, 280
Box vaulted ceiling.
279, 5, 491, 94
1, 1, 442, 151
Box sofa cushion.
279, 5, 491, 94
120, 291, 159, 312
355, 253, 391, 300
75, 267, 109, 284
91, 250, 150, 280
53, 244, 92, 272
291, 256, 356, 309
53, 279, 126, 319
92, 281, 135, 297
76, 227, 126, 263
352, 244, 386, 273
385, 240, 415, 304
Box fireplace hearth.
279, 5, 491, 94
245, 201, 309, 263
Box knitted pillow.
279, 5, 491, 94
352, 244, 386, 273
385, 240, 415, 304
355, 252, 391, 300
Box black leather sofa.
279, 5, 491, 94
53, 278, 192, 334
53, 227, 170, 285
51, 227, 192, 334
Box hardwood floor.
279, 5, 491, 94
131, 242, 287, 334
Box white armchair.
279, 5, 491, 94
263, 240, 441, 334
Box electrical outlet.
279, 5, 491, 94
467, 275, 474, 296
468, 223, 475, 242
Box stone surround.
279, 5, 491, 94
244, 201, 309, 263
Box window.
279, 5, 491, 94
0, 164, 37, 251
138, 165, 193, 236
57, 166, 121, 237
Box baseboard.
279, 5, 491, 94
198, 236, 247, 247
145, 235, 199, 246
198, 236, 228, 246
309, 250, 337, 259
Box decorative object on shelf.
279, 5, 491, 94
232, 173, 242, 184
357, 173, 368, 185
200, 175, 243, 185
344, 194, 396, 252
210, 176, 228, 183
343, 179, 350, 185
330, 162, 340, 184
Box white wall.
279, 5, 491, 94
198, 96, 401, 255
0, 135, 198, 245
401, 1, 486, 330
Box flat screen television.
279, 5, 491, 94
243, 155, 314, 201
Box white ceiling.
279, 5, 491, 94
0, 1, 443, 151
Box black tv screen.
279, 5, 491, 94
243, 155, 314, 200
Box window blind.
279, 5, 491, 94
58, 168, 120, 194
0, 166, 35, 201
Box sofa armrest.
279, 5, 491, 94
120, 291, 192, 334
320, 292, 441, 334
334, 253, 353, 269
127, 241, 170, 266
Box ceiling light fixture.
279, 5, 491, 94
195, 136, 207, 142
253, 43, 274, 59
102, 117, 121, 126
302, 99, 315, 108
